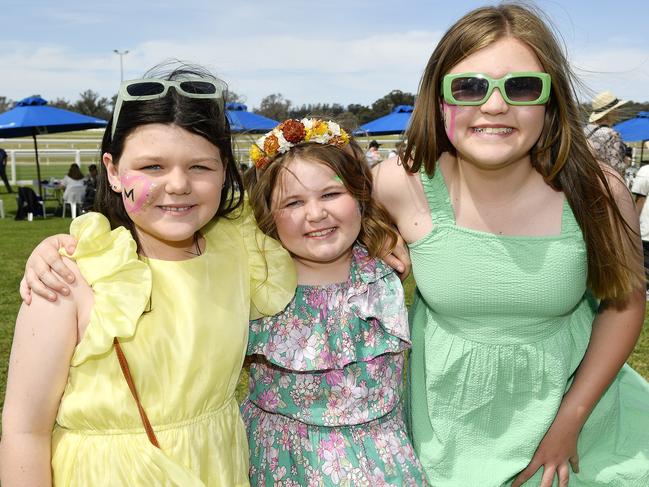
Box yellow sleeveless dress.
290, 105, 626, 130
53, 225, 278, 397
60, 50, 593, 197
50, 206, 296, 486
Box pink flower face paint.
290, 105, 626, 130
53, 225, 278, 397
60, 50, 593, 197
120, 172, 159, 214
442, 101, 458, 144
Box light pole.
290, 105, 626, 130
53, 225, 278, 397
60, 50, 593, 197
113, 49, 130, 82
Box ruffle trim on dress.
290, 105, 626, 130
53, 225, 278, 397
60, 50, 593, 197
247, 245, 410, 371
239, 199, 297, 319
60, 213, 152, 366
203, 199, 297, 320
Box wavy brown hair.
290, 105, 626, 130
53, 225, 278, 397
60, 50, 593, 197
402, 3, 641, 300
249, 142, 398, 259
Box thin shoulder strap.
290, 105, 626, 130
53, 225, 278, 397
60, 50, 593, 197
114, 338, 160, 448
561, 197, 582, 236
419, 167, 455, 225
586, 125, 604, 139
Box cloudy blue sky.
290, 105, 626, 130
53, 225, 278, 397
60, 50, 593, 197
2, 0, 648, 109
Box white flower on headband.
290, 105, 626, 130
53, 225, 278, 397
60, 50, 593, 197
250, 118, 350, 169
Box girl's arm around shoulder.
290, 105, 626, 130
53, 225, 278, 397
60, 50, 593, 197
0, 257, 92, 487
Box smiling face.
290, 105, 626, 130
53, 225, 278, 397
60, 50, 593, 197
104, 123, 225, 259
443, 37, 547, 170
271, 157, 361, 282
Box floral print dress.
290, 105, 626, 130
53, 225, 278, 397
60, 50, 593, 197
241, 245, 426, 486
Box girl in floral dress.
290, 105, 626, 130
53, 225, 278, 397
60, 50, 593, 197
242, 119, 426, 486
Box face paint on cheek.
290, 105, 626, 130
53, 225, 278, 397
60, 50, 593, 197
120, 172, 160, 213
442, 102, 458, 144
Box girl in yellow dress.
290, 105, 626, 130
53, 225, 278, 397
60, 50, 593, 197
0, 65, 295, 486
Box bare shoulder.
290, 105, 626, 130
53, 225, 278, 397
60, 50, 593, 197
600, 163, 633, 205
372, 156, 433, 243
372, 156, 423, 206
18, 257, 93, 342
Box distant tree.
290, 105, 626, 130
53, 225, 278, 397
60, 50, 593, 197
347, 103, 374, 125
225, 90, 246, 104
0, 96, 13, 112
74, 90, 112, 120
370, 90, 416, 120
256, 93, 291, 121
336, 111, 359, 131
288, 103, 346, 120
619, 101, 649, 123
50, 98, 74, 110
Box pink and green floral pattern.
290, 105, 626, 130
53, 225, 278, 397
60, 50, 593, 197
242, 246, 426, 486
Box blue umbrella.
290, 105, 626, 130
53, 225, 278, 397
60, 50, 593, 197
614, 112, 649, 142
354, 105, 414, 136
226, 102, 278, 133
614, 112, 649, 164
0, 96, 107, 198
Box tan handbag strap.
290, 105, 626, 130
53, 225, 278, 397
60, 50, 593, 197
113, 337, 160, 448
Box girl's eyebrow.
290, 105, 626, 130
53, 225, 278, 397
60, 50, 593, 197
129, 155, 220, 165
277, 191, 302, 204
277, 183, 345, 205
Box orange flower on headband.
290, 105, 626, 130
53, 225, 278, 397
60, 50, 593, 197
279, 119, 306, 143
250, 118, 350, 169
263, 134, 280, 157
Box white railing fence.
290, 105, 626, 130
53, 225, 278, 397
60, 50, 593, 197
4, 136, 406, 185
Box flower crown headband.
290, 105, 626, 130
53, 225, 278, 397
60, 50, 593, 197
250, 118, 350, 170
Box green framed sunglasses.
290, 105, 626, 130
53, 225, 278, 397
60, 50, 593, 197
441, 72, 551, 106
111, 77, 227, 137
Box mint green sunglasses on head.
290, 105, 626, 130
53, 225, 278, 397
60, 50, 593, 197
442, 72, 551, 106
111, 77, 227, 137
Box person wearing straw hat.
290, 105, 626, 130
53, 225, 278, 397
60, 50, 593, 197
584, 90, 629, 177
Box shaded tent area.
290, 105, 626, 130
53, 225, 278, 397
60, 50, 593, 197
0, 96, 107, 198
615, 112, 649, 162
226, 103, 278, 133
353, 105, 413, 136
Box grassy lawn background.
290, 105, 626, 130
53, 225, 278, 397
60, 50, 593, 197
0, 189, 647, 415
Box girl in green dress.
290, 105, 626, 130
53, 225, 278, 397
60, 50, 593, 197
373, 4, 649, 487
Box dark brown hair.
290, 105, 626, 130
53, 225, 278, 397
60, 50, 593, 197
403, 3, 642, 300
66, 163, 84, 180
95, 64, 243, 251
249, 142, 398, 259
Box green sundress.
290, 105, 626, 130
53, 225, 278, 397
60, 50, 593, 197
407, 167, 649, 486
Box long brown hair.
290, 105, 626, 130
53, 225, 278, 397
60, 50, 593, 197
403, 3, 641, 300
249, 142, 398, 259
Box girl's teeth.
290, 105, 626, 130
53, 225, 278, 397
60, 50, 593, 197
161, 206, 191, 212
307, 228, 334, 237
474, 127, 513, 134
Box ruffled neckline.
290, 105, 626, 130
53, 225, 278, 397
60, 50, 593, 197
248, 244, 410, 371
61, 213, 152, 366
296, 244, 394, 289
